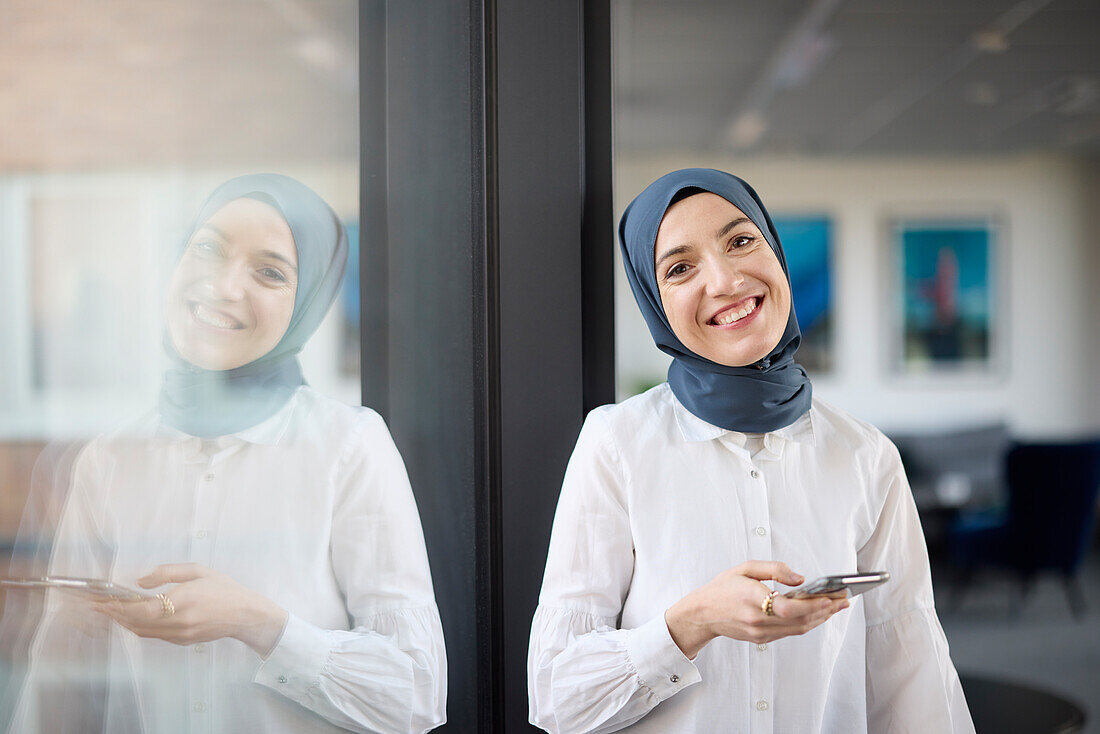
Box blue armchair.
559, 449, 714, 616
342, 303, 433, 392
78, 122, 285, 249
948, 439, 1100, 618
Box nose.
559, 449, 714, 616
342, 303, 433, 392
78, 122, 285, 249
207, 261, 248, 301
703, 256, 744, 297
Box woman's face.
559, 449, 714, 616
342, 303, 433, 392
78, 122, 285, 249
166, 197, 298, 371
654, 192, 791, 368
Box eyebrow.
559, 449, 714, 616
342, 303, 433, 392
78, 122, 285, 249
654, 244, 693, 272
194, 225, 298, 273
258, 249, 298, 273
716, 217, 752, 239
197, 223, 229, 240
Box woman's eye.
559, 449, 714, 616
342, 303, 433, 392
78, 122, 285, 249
666, 263, 689, 279
259, 267, 287, 283
190, 240, 220, 256
730, 235, 755, 249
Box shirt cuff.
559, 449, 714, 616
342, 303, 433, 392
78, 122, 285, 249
253, 613, 332, 701
626, 615, 701, 700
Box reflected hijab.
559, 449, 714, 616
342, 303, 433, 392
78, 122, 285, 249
159, 174, 348, 437
619, 168, 812, 433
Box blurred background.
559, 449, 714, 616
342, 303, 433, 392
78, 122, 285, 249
612, 0, 1100, 728
0, 0, 359, 695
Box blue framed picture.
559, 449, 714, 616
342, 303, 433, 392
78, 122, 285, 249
893, 218, 997, 373
773, 215, 832, 374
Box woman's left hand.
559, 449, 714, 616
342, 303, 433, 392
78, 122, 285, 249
91, 563, 288, 656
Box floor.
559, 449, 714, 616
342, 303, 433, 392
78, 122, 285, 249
934, 548, 1100, 733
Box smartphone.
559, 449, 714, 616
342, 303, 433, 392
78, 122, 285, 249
0, 576, 149, 601
784, 571, 890, 599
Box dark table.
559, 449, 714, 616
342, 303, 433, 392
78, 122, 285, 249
961, 674, 1087, 734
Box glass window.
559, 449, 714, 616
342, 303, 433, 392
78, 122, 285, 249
0, 0, 359, 720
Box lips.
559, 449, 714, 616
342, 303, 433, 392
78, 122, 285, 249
189, 301, 245, 330
708, 296, 762, 326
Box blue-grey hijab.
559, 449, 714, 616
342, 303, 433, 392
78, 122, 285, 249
159, 174, 348, 437
619, 168, 812, 433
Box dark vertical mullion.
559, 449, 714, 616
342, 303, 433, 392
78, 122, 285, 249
363, 1, 612, 729
377, 1, 487, 731
495, 1, 614, 729
359, 0, 388, 415
476, 0, 505, 728
582, 0, 615, 414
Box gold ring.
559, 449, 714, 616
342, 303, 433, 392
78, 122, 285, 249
155, 593, 175, 618
761, 590, 779, 617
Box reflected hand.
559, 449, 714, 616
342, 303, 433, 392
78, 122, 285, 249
91, 563, 288, 656
665, 560, 849, 659
56, 593, 112, 639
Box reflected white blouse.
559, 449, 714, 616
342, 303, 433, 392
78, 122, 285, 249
528, 383, 974, 734
14, 387, 446, 734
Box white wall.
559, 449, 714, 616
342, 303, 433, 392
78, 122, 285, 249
615, 152, 1100, 438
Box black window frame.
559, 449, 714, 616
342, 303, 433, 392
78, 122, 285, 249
359, 1, 612, 730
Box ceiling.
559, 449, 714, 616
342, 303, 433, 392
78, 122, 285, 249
613, 0, 1100, 155
0, 0, 358, 171
2, 1, 1096, 170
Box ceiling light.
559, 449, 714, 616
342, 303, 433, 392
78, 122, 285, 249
971, 30, 1009, 53
727, 111, 767, 149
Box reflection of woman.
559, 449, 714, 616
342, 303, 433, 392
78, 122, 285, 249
528, 169, 973, 733
13, 175, 446, 733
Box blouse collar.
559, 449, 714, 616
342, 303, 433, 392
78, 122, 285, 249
152, 386, 300, 447
669, 386, 816, 451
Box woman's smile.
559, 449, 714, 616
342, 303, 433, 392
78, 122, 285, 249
708, 295, 762, 328
189, 300, 247, 331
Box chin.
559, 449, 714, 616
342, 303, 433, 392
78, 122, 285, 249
706, 339, 778, 368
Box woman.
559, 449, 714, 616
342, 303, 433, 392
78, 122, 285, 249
528, 169, 973, 733
11, 174, 446, 733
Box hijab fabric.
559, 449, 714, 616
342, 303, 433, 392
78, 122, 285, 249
619, 168, 812, 433
159, 174, 348, 437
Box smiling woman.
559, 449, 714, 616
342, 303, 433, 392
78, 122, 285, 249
8, 175, 447, 734
528, 168, 974, 734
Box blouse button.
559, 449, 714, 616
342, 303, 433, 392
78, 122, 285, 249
754, 526, 767, 537
756, 643, 767, 652
750, 469, 759, 479
194, 529, 208, 540
193, 643, 206, 653
192, 702, 206, 713
669, 674, 679, 683
756, 699, 769, 711
278, 675, 288, 684
203, 473, 215, 482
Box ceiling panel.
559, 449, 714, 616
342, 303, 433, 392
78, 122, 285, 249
614, 0, 1100, 155
0, 0, 357, 171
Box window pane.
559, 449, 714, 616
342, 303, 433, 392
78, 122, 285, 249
0, 0, 360, 722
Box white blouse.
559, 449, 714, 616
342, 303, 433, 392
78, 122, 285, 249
13, 386, 446, 734
528, 383, 973, 734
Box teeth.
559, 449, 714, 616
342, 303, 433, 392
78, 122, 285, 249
192, 303, 241, 330
716, 298, 757, 325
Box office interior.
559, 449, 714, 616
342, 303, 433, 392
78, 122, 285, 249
0, 1, 1098, 732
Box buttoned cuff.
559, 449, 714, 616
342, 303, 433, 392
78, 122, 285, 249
254, 613, 332, 701
626, 615, 701, 700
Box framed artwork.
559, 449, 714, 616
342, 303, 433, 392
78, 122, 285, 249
890, 217, 1000, 374
773, 215, 832, 374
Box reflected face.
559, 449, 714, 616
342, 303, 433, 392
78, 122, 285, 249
654, 192, 791, 368
166, 198, 298, 370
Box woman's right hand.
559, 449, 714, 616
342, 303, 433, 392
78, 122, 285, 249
664, 560, 849, 659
